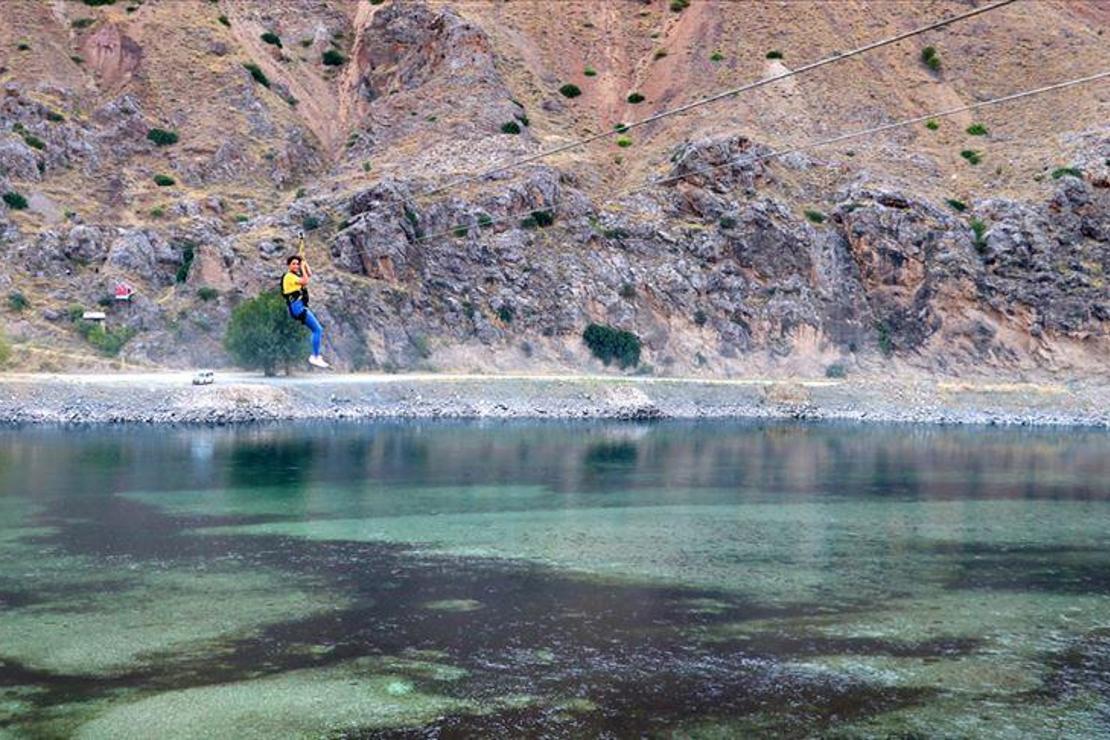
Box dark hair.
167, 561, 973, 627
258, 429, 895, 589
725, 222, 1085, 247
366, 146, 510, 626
287, 255, 302, 266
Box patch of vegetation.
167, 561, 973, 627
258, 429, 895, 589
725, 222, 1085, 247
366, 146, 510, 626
626, 92, 645, 104
46, 111, 65, 122
322, 49, 346, 66
67, 305, 85, 322
218, 15, 230, 27
175, 242, 195, 283
497, 305, 515, 324
616, 136, 632, 148
453, 226, 468, 238
2, 192, 28, 210
1051, 167, 1082, 179
7, 292, 29, 312
670, 0, 690, 12
945, 198, 967, 212
17, 43, 30, 52
21, 133, 45, 150
71, 56, 84, 64
72, 17, 96, 29
478, 213, 494, 229
584, 66, 597, 76
825, 363, 847, 379
153, 174, 175, 187
243, 62, 270, 87
150, 207, 166, 218
583, 323, 641, 368
694, 309, 708, 326
970, 218, 988, 254
960, 149, 982, 165
300, 38, 312, 48
619, 283, 636, 299
403, 205, 423, 238
559, 83, 582, 98
966, 123, 988, 136
260, 32, 282, 48
78, 323, 137, 357
876, 321, 893, 357
146, 128, 178, 146
719, 215, 736, 229
766, 50, 783, 59
654, 49, 668, 60
302, 215, 321, 231
520, 209, 554, 229
804, 209, 826, 224
197, 287, 219, 302
82, 0, 116, 5
500, 120, 521, 135
613, 122, 629, 133
224, 291, 306, 376
603, 227, 630, 240
925, 119, 939, 130
234, 214, 248, 223
362, 161, 371, 172
920, 46, 940, 72
710, 51, 724, 62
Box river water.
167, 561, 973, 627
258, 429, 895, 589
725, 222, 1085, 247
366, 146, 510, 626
1, 421, 1108, 738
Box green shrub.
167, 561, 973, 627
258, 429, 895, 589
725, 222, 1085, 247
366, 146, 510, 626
925, 119, 940, 130
261, 32, 282, 47
559, 83, 582, 98
22, 134, 45, 150
670, 0, 690, 11
966, 123, 988, 136
218, 14, 230, 27
7, 292, 29, 312
71, 55, 84, 64
78, 323, 137, 357
710, 51, 724, 62
46, 111, 65, 122
804, 209, 826, 224
960, 149, 982, 165
613, 122, 629, 133
514, 111, 529, 126
146, 128, 178, 146
825, 363, 847, 379
694, 309, 708, 326
322, 49, 346, 66
500, 120, 521, 135
616, 136, 632, 148
403, 205, 422, 237
150, 207, 166, 218
603, 227, 630, 240
175, 243, 195, 283
197, 287, 219, 302
453, 226, 468, 238
946, 198, 967, 212
520, 209, 554, 229
970, 218, 988, 254
17, 43, 30, 52
72, 17, 96, 28
584, 66, 597, 76
234, 214, 249, 223
497, 305, 514, 324
67, 304, 85, 322
876, 321, 893, 357
583, 323, 641, 368
243, 63, 270, 87
2, 192, 28, 210
619, 283, 636, 299
766, 50, 783, 59
362, 161, 372, 172
302, 215, 321, 231
921, 46, 940, 71
1051, 167, 1082, 179
224, 291, 307, 375
478, 213, 494, 229
719, 215, 736, 229
82, 0, 116, 5
654, 49, 668, 60
626, 92, 645, 104
153, 174, 175, 187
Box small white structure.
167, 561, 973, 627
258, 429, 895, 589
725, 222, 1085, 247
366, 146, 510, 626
82, 311, 106, 321
192, 370, 215, 386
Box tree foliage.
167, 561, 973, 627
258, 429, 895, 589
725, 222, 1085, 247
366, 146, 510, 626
583, 323, 641, 368
224, 291, 307, 376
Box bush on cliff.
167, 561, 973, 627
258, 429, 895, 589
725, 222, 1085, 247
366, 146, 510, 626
583, 323, 641, 368
224, 291, 306, 376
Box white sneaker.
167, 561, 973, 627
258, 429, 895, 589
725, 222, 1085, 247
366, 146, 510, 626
308, 355, 330, 368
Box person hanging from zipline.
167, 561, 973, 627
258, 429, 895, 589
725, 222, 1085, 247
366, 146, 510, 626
282, 251, 330, 369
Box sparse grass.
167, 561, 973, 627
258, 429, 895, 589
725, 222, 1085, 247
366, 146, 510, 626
945, 198, 967, 212
970, 218, 988, 254
804, 209, 826, 224
710, 51, 724, 62
766, 50, 783, 59
197, 287, 219, 302
7, 292, 29, 312
1051, 167, 1082, 179
583, 323, 641, 368
627, 92, 645, 104
261, 32, 282, 48
559, 83, 582, 98
925, 119, 939, 130
616, 136, 632, 148
321, 49, 346, 66
243, 63, 270, 87
960, 149, 982, 165
584, 66, 597, 76
500, 121, 521, 135
72, 17, 96, 28
2, 192, 28, 210
153, 174, 175, 187
921, 46, 941, 72
217, 15, 230, 27
146, 128, 178, 146
966, 123, 988, 136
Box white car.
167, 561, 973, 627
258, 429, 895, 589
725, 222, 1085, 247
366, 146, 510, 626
192, 370, 215, 386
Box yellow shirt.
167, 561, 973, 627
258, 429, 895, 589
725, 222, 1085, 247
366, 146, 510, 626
282, 272, 303, 296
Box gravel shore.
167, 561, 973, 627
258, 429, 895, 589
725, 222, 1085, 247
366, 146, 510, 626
1, 372, 1108, 427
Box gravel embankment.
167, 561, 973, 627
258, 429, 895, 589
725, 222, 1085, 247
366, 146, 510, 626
1, 372, 1108, 427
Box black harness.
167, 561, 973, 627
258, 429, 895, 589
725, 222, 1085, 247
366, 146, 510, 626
282, 274, 309, 324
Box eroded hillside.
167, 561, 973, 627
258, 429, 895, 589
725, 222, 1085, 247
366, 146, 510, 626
0, 0, 1107, 376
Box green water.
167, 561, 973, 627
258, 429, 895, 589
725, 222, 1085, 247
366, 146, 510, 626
1, 422, 1108, 738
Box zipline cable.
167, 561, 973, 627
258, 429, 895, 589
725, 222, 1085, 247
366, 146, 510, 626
420, 0, 1018, 198
399, 69, 1109, 245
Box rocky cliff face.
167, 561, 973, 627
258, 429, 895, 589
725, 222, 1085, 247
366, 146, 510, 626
0, 0, 1106, 376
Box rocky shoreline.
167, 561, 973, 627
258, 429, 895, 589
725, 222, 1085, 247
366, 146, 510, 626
1, 372, 1108, 428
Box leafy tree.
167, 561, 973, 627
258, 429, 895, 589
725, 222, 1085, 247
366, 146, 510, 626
2, 192, 28, 210
224, 291, 307, 376
583, 323, 641, 368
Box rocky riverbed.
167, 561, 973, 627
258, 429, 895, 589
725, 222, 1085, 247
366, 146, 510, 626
1, 372, 1107, 427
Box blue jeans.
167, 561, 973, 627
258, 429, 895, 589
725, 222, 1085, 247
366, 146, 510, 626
289, 300, 322, 356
